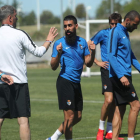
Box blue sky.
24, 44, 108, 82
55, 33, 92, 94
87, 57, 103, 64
1, 0, 105, 17
1, 0, 130, 18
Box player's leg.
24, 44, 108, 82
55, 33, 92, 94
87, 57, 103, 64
97, 92, 113, 140
17, 117, 30, 140
112, 105, 126, 140
0, 119, 4, 140
63, 81, 82, 140
47, 111, 82, 140
46, 76, 76, 140
100, 91, 113, 121
73, 111, 82, 125
105, 98, 125, 140
63, 109, 75, 139
105, 98, 116, 139
15, 84, 31, 140
128, 100, 140, 139
97, 68, 114, 140
46, 123, 64, 140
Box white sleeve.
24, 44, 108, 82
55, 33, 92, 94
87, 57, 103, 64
21, 31, 47, 57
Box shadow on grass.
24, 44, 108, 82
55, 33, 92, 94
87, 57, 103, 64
119, 133, 140, 137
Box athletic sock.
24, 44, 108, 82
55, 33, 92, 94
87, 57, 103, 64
106, 122, 112, 133
128, 138, 134, 140
99, 120, 105, 130
51, 129, 63, 140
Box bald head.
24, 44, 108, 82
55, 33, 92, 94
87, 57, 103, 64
124, 10, 140, 22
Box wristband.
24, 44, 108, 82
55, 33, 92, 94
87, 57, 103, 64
0, 73, 5, 79
46, 40, 52, 44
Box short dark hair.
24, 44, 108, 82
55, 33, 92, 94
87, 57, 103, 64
0, 5, 16, 22
109, 13, 122, 23
124, 10, 140, 21
64, 15, 77, 24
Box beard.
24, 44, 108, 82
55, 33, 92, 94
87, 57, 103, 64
13, 23, 16, 28
126, 23, 134, 32
65, 28, 77, 46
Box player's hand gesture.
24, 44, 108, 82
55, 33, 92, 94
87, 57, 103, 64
89, 41, 95, 51
97, 61, 109, 69
120, 76, 130, 87
46, 27, 58, 42
1, 74, 14, 85
57, 43, 63, 54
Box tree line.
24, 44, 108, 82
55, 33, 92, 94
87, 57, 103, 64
0, 0, 139, 26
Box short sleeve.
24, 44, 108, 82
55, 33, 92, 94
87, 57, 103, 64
51, 41, 59, 57
90, 30, 103, 45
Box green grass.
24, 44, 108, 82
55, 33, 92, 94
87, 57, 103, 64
1, 67, 140, 140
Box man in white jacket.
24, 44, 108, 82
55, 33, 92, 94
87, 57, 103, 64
0, 5, 58, 140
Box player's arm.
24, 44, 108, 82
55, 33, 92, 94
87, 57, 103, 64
108, 29, 129, 86
88, 31, 109, 69
0, 72, 14, 85
84, 41, 95, 67
131, 50, 140, 72
108, 29, 123, 78
22, 27, 58, 57
51, 42, 62, 70
94, 58, 109, 69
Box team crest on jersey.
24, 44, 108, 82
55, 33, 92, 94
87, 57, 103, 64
104, 85, 107, 90
67, 100, 71, 106
131, 92, 136, 97
79, 44, 83, 49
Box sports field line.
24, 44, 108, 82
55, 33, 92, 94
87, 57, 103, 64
58, 133, 140, 140
31, 98, 104, 103
59, 136, 96, 140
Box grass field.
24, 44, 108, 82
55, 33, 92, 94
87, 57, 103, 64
1, 67, 140, 140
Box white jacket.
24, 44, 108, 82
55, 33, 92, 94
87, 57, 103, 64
0, 25, 47, 83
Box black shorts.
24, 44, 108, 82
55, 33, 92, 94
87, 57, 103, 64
100, 68, 113, 94
110, 76, 139, 106
56, 76, 83, 111
0, 83, 31, 119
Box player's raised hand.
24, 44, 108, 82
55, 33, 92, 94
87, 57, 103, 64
46, 27, 58, 42
1, 74, 14, 85
57, 43, 63, 54
89, 41, 96, 51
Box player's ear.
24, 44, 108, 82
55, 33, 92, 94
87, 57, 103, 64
125, 18, 131, 24
75, 24, 78, 29
7, 15, 12, 22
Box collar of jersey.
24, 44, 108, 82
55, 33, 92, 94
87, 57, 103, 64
117, 23, 127, 31
2, 24, 13, 28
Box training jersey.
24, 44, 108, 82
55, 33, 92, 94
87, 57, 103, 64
0, 24, 47, 84
90, 28, 110, 70
107, 23, 140, 78
52, 36, 90, 83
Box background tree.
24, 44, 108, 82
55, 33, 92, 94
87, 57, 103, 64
41, 10, 54, 24
96, 0, 123, 19
40, 10, 60, 24
21, 11, 36, 26
75, 4, 86, 19
123, 0, 140, 17
63, 7, 73, 18
49, 16, 60, 24
12, 0, 18, 10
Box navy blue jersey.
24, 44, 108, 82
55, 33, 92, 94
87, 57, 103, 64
90, 28, 110, 69
107, 23, 140, 78
52, 36, 90, 83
